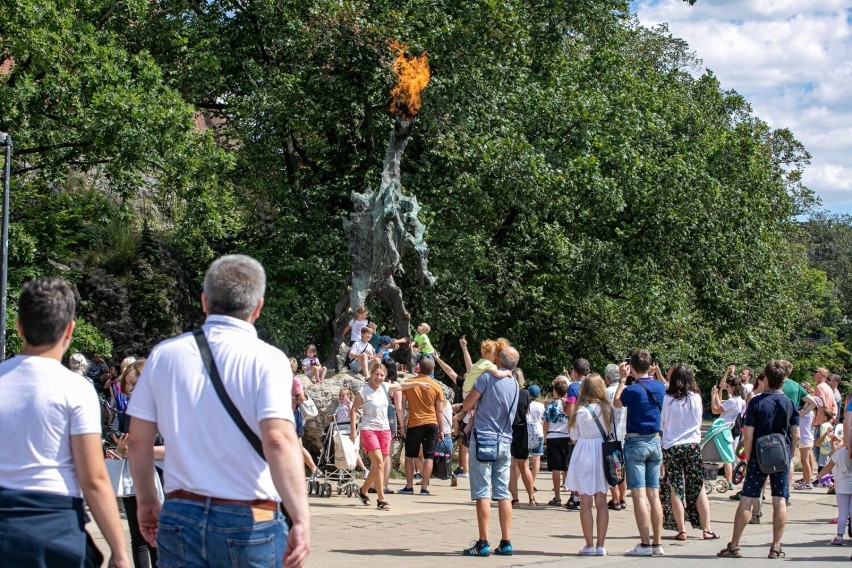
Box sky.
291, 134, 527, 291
633, 0, 852, 215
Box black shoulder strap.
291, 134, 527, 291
193, 329, 265, 460
638, 381, 663, 410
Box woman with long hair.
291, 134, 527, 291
509, 368, 536, 507
115, 358, 165, 568
566, 374, 612, 555
660, 365, 717, 540
711, 375, 745, 489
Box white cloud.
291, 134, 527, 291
634, 0, 852, 207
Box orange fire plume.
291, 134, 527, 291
389, 41, 430, 120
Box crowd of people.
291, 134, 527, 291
0, 253, 850, 567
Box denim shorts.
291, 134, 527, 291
624, 435, 663, 490
469, 437, 512, 500
530, 439, 544, 456
158, 498, 288, 568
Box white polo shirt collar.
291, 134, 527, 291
203, 314, 258, 337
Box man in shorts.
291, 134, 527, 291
399, 358, 444, 496
718, 360, 799, 559
613, 350, 667, 557
461, 346, 520, 557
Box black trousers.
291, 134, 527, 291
122, 495, 158, 568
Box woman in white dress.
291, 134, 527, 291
567, 373, 612, 556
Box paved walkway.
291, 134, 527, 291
91, 473, 848, 567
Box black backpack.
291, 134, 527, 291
755, 396, 793, 475
730, 411, 744, 439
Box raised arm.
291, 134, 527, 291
613, 363, 628, 409
434, 354, 458, 383
460, 336, 473, 372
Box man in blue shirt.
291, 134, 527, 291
461, 346, 520, 557
718, 360, 799, 560
614, 350, 667, 557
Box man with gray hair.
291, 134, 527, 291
461, 345, 520, 557
128, 255, 310, 568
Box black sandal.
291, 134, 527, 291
358, 489, 371, 506
768, 546, 785, 559
717, 543, 741, 558
376, 500, 390, 511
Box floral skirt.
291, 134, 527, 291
661, 443, 703, 531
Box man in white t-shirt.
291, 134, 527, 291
0, 277, 129, 567
127, 255, 310, 568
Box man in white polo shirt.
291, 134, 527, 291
128, 255, 310, 568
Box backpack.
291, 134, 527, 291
755, 396, 793, 474
526, 414, 542, 450
730, 411, 744, 439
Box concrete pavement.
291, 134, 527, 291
91, 473, 849, 567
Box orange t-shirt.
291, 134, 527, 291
403, 377, 445, 428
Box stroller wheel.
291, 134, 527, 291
323, 483, 333, 498
704, 481, 714, 495
345, 485, 353, 497
306, 480, 313, 495
733, 462, 747, 485
312, 481, 321, 495
716, 480, 729, 493
337, 486, 343, 495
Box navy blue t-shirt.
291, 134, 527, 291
620, 378, 666, 435
744, 392, 800, 457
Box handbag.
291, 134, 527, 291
105, 458, 164, 501
194, 329, 292, 526
473, 382, 519, 463
587, 404, 626, 487
299, 395, 319, 419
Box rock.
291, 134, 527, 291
302, 371, 365, 456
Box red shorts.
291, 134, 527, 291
361, 429, 391, 455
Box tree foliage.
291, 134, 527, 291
0, 0, 840, 385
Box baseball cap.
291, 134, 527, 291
380, 335, 394, 345
528, 384, 541, 398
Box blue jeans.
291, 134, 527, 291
624, 435, 663, 490
158, 498, 288, 568
469, 437, 512, 500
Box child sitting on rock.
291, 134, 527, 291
302, 344, 328, 384
411, 322, 435, 368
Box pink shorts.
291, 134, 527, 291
361, 429, 391, 455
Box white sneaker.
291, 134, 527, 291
652, 544, 665, 556
578, 546, 597, 556
456, 471, 469, 478
595, 546, 607, 556
625, 544, 653, 557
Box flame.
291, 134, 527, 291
389, 41, 430, 119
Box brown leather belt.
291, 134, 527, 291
166, 489, 278, 511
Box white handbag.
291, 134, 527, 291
299, 396, 319, 418
105, 458, 164, 501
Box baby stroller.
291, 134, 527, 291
309, 422, 361, 498
701, 418, 736, 494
